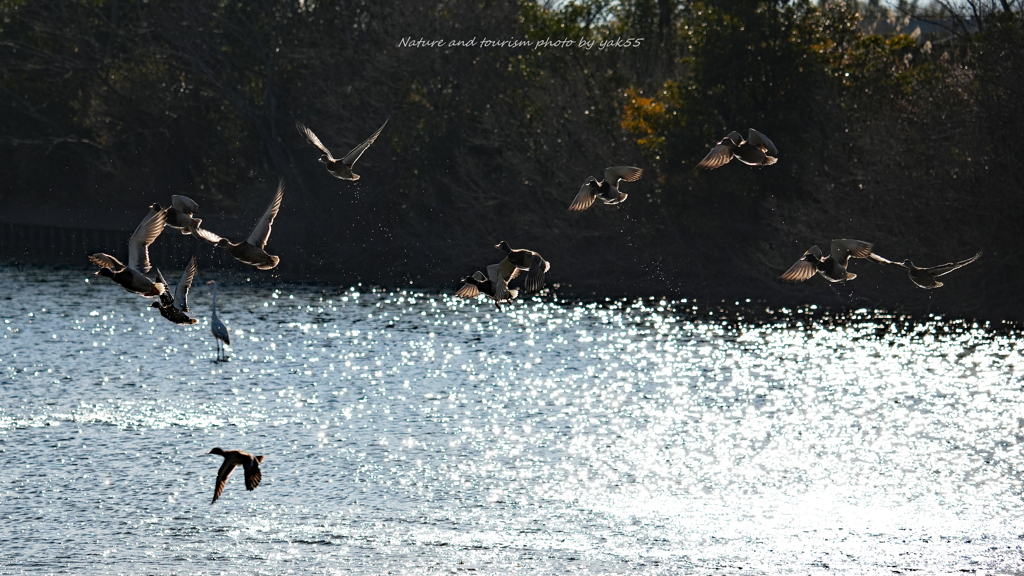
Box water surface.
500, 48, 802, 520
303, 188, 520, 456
1, 265, 1023, 574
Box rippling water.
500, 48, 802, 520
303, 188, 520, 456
1, 264, 1022, 575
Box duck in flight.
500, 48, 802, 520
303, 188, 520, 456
455, 264, 520, 310
151, 256, 198, 325
869, 251, 982, 289
195, 180, 284, 270
568, 166, 644, 212
493, 241, 549, 301
151, 195, 202, 235
780, 239, 875, 283
204, 447, 264, 504
697, 128, 778, 169
89, 205, 166, 297
296, 117, 388, 181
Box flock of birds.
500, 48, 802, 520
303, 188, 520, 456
83, 121, 981, 503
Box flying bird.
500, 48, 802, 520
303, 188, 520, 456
88, 206, 166, 297
781, 239, 875, 283
455, 264, 520, 310
869, 251, 982, 289
195, 180, 284, 270
207, 280, 230, 361
494, 241, 550, 300
697, 128, 778, 169
568, 166, 644, 212
151, 256, 198, 325
296, 117, 388, 181
204, 447, 264, 504
152, 195, 202, 235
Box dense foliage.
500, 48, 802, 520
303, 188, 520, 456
1, 0, 1021, 318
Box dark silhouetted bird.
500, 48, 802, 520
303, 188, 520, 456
204, 447, 264, 504
697, 129, 778, 169
195, 180, 284, 270
455, 264, 520, 309
568, 166, 644, 212
869, 251, 981, 289
208, 280, 230, 361
89, 206, 166, 297
151, 256, 198, 325
152, 195, 202, 235
781, 239, 874, 283
494, 241, 549, 300
296, 118, 388, 181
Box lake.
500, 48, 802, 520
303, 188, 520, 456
1, 264, 1022, 575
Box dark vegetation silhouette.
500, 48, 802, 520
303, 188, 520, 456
0, 0, 1021, 319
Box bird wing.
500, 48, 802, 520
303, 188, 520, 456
212, 317, 230, 345
868, 253, 902, 267
568, 182, 597, 212
170, 195, 200, 215
830, 239, 873, 266
193, 227, 225, 245
247, 180, 284, 249
523, 253, 548, 294
455, 281, 481, 299
154, 268, 174, 307
604, 166, 643, 184
242, 456, 262, 491
212, 460, 236, 504
747, 129, 779, 156
696, 143, 734, 169
89, 253, 125, 271
175, 256, 198, 312
128, 207, 167, 273
295, 120, 334, 159
492, 260, 520, 283
341, 116, 389, 167
780, 259, 817, 282
489, 261, 515, 301
919, 251, 982, 277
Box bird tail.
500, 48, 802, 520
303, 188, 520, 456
258, 256, 281, 270
844, 272, 857, 281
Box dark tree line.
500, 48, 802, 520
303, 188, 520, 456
1, 0, 1022, 319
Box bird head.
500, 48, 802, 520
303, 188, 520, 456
318, 154, 329, 164
150, 301, 161, 309
150, 202, 164, 211
206, 447, 225, 456
94, 268, 115, 278
495, 240, 511, 253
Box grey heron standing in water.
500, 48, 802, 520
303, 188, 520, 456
208, 280, 230, 361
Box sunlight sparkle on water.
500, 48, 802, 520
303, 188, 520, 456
1, 266, 1022, 574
